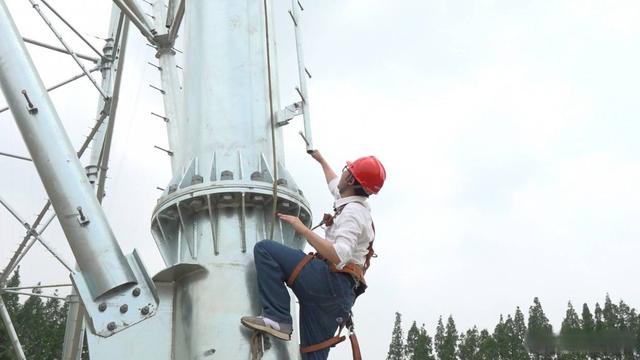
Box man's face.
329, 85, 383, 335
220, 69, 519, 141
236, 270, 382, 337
337, 166, 353, 193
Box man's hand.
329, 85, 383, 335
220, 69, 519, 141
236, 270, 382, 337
279, 213, 342, 264
278, 213, 309, 234
309, 150, 324, 163
309, 150, 338, 184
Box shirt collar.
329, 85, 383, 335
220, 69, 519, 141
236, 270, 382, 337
334, 195, 370, 210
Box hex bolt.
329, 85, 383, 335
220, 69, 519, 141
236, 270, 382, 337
107, 322, 116, 331
98, 303, 107, 312
132, 288, 141, 297
77, 207, 86, 222
120, 304, 128, 313
141, 306, 150, 315
21, 90, 38, 114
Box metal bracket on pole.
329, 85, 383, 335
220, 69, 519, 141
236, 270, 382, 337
276, 101, 303, 127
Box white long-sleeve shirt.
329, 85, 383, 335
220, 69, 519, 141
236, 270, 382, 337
324, 178, 375, 269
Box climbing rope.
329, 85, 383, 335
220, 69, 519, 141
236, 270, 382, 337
250, 331, 272, 360
263, 0, 279, 240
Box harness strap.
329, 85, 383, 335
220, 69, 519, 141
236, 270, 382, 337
287, 253, 315, 287
299, 318, 363, 360
300, 335, 346, 354
349, 333, 362, 360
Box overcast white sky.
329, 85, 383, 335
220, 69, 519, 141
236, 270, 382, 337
1, 0, 640, 358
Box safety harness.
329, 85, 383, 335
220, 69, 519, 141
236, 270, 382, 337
286, 203, 375, 359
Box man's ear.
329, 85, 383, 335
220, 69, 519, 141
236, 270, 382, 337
347, 175, 356, 185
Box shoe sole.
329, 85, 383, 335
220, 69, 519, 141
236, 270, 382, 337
241, 318, 292, 341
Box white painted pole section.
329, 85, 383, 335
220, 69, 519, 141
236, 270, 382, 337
0, 297, 26, 360
182, 0, 283, 170
0, 0, 136, 299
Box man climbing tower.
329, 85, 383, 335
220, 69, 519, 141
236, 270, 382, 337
241, 150, 386, 359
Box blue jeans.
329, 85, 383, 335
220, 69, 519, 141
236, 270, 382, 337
253, 239, 356, 360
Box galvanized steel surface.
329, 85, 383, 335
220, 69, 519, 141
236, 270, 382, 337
0, 0, 136, 300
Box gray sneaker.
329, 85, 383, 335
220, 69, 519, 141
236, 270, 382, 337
240, 316, 293, 341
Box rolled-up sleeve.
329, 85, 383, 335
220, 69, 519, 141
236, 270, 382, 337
331, 210, 361, 269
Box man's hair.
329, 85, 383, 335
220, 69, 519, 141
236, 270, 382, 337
352, 178, 370, 197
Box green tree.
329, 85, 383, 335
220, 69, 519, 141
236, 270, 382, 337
526, 297, 555, 359
15, 285, 47, 358
0, 269, 70, 360
593, 302, 605, 356
616, 300, 636, 359
387, 312, 405, 360
579, 303, 595, 357
413, 324, 435, 360
602, 295, 624, 358
477, 329, 498, 360
458, 326, 480, 360
434, 316, 445, 359
512, 307, 530, 360
0, 268, 21, 360
435, 315, 458, 360
494, 315, 510, 359
406, 321, 419, 359
558, 302, 585, 360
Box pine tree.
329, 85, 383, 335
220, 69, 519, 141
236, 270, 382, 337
15, 285, 47, 359
579, 303, 595, 357
458, 326, 480, 360
593, 302, 605, 356
526, 297, 555, 359
512, 307, 530, 360
387, 312, 405, 360
435, 315, 458, 360
602, 295, 623, 358
617, 300, 636, 358
413, 324, 435, 360
406, 321, 419, 359
477, 329, 498, 360
494, 315, 510, 359
558, 302, 585, 360
434, 316, 445, 359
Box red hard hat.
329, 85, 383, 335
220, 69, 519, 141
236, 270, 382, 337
347, 156, 386, 195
